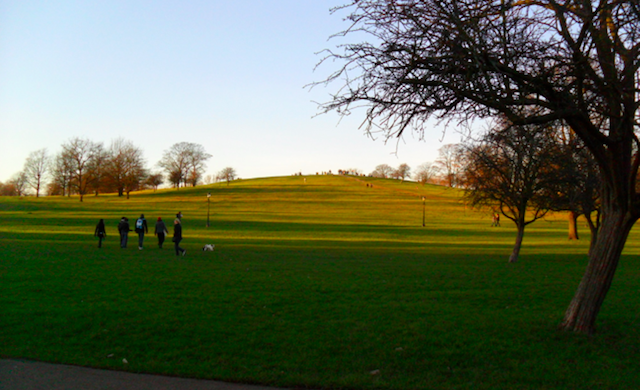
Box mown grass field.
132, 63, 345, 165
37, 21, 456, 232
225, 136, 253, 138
2, 175, 640, 389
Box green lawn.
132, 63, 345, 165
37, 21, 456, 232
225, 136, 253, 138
2, 175, 640, 389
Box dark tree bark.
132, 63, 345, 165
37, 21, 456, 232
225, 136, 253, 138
584, 211, 600, 257
560, 206, 636, 334
509, 224, 525, 264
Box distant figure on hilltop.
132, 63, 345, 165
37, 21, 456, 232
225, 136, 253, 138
94, 219, 106, 248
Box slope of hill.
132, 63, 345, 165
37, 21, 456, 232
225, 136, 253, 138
1, 175, 640, 390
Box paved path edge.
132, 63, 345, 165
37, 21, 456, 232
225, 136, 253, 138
0, 359, 290, 390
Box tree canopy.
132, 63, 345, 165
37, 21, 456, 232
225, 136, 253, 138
158, 142, 212, 188
319, 0, 640, 334
464, 120, 563, 263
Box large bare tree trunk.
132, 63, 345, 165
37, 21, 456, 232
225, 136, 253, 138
508, 225, 525, 263
584, 211, 599, 257
568, 211, 579, 240
559, 208, 635, 334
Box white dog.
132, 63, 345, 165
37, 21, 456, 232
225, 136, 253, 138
202, 244, 215, 251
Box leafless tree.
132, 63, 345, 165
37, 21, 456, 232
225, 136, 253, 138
543, 130, 601, 250
217, 167, 237, 186
435, 144, 465, 187
23, 149, 50, 197
50, 152, 74, 196
317, 0, 640, 334
105, 138, 147, 197
87, 144, 109, 196
0, 181, 17, 196
203, 174, 215, 185
158, 142, 211, 188
370, 164, 394, 178
392, 163, 411, 181
186, 144, 212, 187
414, 162, 439, 185
60, 138, 102, 202
463, 122, 563, 263
9, 171, 28, 196
145, 173, 164, 191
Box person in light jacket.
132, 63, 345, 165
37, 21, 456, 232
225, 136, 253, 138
135, 214, 149, 250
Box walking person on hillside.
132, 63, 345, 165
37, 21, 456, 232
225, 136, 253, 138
155, 217, 168, 249
94, 219, 106, 248
172, 218, 186, 256
135, 214, 149, 250
118, 217, 131, 248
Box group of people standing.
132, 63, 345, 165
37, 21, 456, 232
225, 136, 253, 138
93, 212, 186, 256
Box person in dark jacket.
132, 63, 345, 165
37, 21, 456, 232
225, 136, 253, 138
172, 218, 186, 256
135, 214, 149, 250
155, 217, 168, 249
117, 217, 131, 248
94, 219, 106, 248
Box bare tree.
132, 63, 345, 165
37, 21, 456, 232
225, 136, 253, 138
463, 122, 562, 263
392, 163, 411, 181
414, 162, 439, 185
370, 164, 394, 178
318, 0, 640, 334
217, 167, 237, 186
186, 143, 212, 187
158, 142, 211, 188
89, 144, 111, 196
50, 152, 74, 197
61, 138, 102, 202
105, 138, 147, 197
543, 132, 601, 250
203, 174, 215, 185
0, 181, 17, 196
23, 149, 49, 197
158, 143, 189, 188
435, 144, 465, 187
9, 171, 28, 196
145, 173, 164, 191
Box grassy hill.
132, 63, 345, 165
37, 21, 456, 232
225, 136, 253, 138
2, 175, 640, 389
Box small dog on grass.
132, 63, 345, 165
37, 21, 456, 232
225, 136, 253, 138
202, 244, 215, 251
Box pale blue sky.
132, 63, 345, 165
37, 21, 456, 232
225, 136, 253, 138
0, 1, 460, 183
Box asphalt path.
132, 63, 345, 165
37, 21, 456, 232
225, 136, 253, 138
1, 359, 288, 390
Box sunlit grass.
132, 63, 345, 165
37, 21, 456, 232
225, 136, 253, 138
2, 175, 640, 389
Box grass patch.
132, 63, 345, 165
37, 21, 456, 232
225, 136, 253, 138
2, 175, 640, 389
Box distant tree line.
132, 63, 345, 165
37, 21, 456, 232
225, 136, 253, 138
365, 144, 464, 186
0, 138, 224, 201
